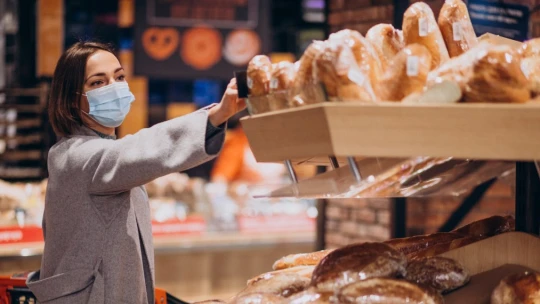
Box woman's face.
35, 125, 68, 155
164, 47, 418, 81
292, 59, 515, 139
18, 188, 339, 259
80, 50, 126, 112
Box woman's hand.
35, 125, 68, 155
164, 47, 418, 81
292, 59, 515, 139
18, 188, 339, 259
208, 78, 246, 127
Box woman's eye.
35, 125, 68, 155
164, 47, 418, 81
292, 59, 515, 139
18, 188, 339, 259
90, 80, 104, 87
117, 75, 126, 81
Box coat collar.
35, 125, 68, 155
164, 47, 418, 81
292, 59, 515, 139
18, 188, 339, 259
70, 124, 117, 140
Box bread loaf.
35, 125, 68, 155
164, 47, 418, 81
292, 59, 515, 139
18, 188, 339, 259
405, 256, 470, 293
273, 249, 334, 270
314, 40, 377, 101
239, 272, 310, 298
452, 215, 515, 238
287, 288, 333, 304
518, 38, 540, 96
407, 236, 482, 260
366, 24, 405, 70
336, 278, 444, 304
311, 243, 407, 292
270, 61, 296, 92
376, 43, 432, 101
428, 43, 530, 103
292, 41, 327, 106
229, 293, 283, 304
438, 0, 478, 58
247, 55, 272, 96
384, 232, 464, 256
329, 29, 383, 88
247, 266, 315, 286
491, 271, 540, 304
403, 2, 450, 69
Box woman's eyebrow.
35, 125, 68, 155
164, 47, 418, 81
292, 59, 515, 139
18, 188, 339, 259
86, 67, 124, 81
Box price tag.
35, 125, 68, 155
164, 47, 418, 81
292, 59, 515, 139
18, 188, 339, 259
419, 18, 429, 37
453, 22, 462, 41
407, 56, 420, 77
270, 77, 279, 90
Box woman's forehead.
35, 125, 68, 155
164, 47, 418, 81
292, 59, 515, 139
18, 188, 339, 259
85, 50, 121, 76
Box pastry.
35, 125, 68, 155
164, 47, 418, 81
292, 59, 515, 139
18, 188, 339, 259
405, 256, 470, 293
292, 41, 327, 106
142, 27, 180, 61
313, 40, 377, 101
438, 0, 478, 57
336, 278, 444, 304
428, 43, 530, 103
287, 288, 333, 304
273, 249, 334, 270
366, 24, 405, 70
403, 2, 450, 69
376, 43, 432, 101
491, 271, 540, 304
223, 29, 261, 66
311, 243, 407, 292
329, 29, 383, 88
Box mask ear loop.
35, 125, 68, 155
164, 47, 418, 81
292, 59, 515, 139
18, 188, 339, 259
76, 92, 96, 122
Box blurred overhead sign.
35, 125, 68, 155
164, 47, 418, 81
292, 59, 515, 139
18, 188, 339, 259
134, 0, 270, 79
468, 0, 530, 41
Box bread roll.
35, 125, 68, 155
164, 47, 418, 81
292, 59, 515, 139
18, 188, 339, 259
247, 55, 272, 96
336, 278, 444, 304
403, 2, 450, 69
229, 293, 283, 304
273, 249, 334, 270
311, 243, 407, 292
239, 273, 310, 298
329, 29, 383, 88
438, 0, 478, 57
428, 43, 530, 103
406, 256, 470, 293
376, 43, 432, 101
491, 271, 540, 304
366, 24, 405, 70
518, 38, 540, 96
287, 288, 333, 304
314, 40, 377, 101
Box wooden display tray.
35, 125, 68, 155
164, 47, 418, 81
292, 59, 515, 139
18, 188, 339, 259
242, 102, 540, 163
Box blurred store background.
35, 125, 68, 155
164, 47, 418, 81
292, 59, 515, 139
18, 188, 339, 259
0, 0, 536, 301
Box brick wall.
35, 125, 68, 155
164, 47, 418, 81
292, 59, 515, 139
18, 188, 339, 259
325, 181, 515, 249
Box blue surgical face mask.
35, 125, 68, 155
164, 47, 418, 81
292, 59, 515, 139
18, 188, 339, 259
83, 81, 135, 128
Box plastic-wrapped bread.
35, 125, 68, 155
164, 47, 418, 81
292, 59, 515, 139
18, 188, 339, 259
247, 55, 272, 97
438, 0, 478, 58
518, 38, 540, 96
329, 29, 383, 88
294, 41, 325, 89
376, 44, 432, 101
428, 42, 530, 103
403, 2, 450, 69
270, 61, 296, 92
491, 271, 540, 304
313, 40, 377, 102
366, 24, 405, 70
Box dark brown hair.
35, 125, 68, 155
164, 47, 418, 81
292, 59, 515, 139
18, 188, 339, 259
48, 41, 115, 137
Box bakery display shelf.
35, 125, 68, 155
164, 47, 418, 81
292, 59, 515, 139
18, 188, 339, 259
242, 102, 540, 164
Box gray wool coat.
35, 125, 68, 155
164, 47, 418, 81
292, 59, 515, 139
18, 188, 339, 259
26, 109, 225, 304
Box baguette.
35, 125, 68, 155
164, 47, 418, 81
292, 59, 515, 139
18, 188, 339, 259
452, 215, 515, 238
407, 236, 482, 260
438, 0, 478, 57
273, 249, 334, 271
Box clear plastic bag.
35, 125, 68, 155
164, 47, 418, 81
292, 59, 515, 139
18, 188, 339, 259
366, 24, 405, 71
438, 0, 478, 58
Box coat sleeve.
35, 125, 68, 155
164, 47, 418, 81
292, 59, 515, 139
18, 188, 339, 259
70, 109, 225, 195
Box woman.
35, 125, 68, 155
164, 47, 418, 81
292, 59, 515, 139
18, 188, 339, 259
26, 41, 245, 304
